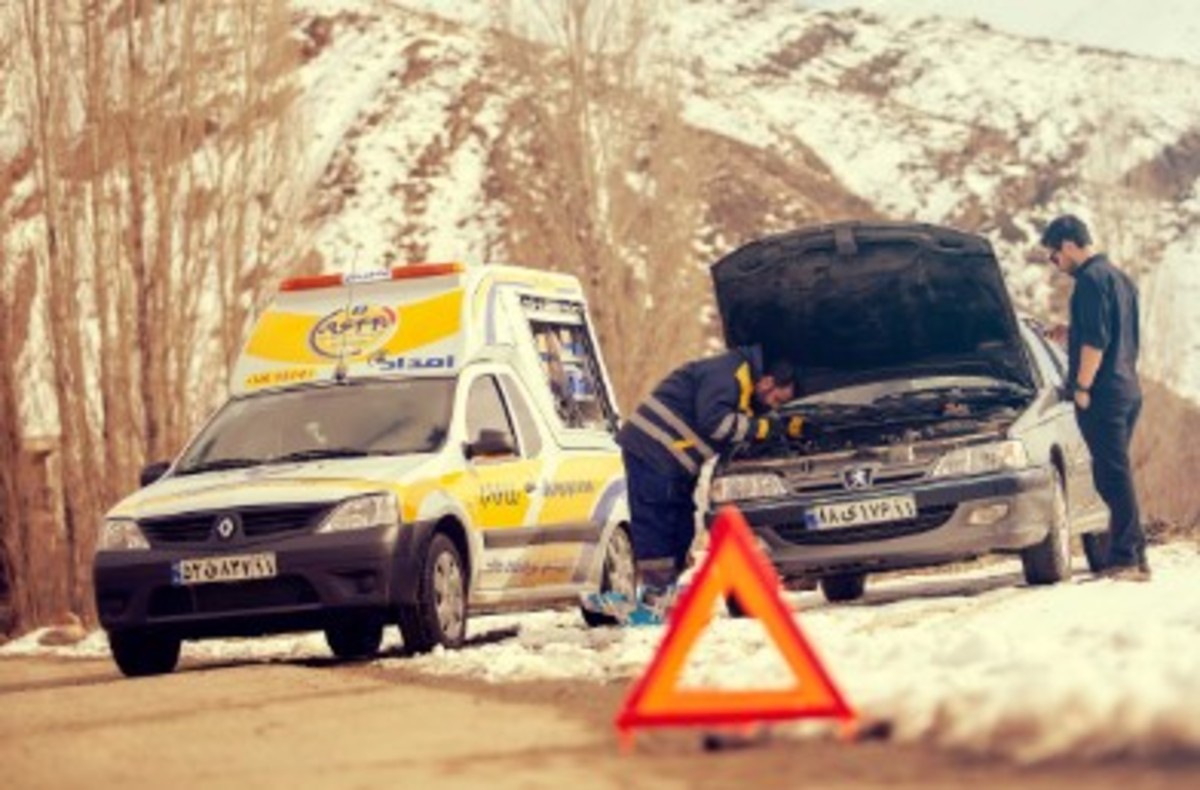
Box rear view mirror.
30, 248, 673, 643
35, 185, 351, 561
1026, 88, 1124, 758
465, 429, 516, 460
139, 460, 171, 487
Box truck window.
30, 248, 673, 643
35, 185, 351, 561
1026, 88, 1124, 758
520, 295, 618, 433
466, 375, 517, 446
499, 375, 543, 457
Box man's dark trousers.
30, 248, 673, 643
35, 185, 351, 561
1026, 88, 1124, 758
1076, 397, 1145, 568
622, 449, 696, 591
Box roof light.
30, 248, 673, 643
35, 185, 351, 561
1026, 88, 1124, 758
279, 262, 466, 292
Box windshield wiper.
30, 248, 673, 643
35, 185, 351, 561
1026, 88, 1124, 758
267, 447, 377, 464
175, 457, 263, 476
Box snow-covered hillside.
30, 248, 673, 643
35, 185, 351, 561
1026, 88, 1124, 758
294, 0, 1200, 403
813, 0, 1200, 67
8, 543, 1199, 763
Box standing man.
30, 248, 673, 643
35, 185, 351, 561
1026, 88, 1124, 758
595, 345, 800, 624
1041, 214, 1149, 581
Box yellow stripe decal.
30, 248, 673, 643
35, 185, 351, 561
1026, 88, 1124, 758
736, 362, 753, 414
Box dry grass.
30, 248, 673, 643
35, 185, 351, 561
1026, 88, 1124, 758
1134, 379, 1200, 541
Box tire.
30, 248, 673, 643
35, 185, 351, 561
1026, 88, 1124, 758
1021, 467, 1072, 585
1082, 528, 1112, 573
820, 573, 866, 603
108, 630, 181, 677
325, 617, 384, 660
397, 533, 467, 654
581, 525, 636, 628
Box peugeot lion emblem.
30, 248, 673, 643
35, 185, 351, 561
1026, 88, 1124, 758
841, 465, 876, 491
215, 516, 237, 541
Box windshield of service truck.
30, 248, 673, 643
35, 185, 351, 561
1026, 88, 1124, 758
174, 379, 454, 475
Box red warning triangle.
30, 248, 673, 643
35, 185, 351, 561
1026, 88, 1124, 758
616, 505, 856, 734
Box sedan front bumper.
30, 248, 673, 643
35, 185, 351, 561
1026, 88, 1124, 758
707, 466, 1054, 578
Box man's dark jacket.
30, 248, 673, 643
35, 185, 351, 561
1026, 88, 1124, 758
617, 346, 775, 478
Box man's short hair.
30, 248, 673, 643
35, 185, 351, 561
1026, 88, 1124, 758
1041, 214, 1092, 250
765, 359, 796, 389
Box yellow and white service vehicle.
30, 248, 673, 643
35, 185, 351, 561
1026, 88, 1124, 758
93, 263, 634, 676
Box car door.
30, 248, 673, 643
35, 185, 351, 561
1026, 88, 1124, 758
461, 372, 545, 593
1024, 329, 1105, 522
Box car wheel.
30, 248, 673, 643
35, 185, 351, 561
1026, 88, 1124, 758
397, 533, 467, 654
108, 629, 181, 677
582, 524, 636, 628
325, 617, 384, 660
1081, 528, 1112, 573
1021, 467, 1072, 585
820, 573, 866, 603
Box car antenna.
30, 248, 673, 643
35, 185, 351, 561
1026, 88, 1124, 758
334, 247, 361, 384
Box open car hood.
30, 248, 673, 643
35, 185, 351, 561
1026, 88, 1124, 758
711, 222, 1036, 396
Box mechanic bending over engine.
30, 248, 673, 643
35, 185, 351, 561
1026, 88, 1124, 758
594, 346, 801, 624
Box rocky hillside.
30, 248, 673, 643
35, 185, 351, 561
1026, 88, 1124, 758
296, 0, 1200, 403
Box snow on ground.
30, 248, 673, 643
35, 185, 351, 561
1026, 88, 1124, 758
6, 542, 1199, 763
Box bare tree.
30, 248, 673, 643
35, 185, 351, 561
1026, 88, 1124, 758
489, 0, 709, 409
7, 0, 305, 625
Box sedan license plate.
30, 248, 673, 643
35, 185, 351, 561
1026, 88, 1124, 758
807, 495, 917, 530
172, 553, 278, 586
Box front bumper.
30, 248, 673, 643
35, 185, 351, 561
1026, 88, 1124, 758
93, 521, 435, 638
706, 466, 1054, 578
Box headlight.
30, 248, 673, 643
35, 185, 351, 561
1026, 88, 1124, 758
318, 493, 400, 533
98, 518, 149, 551
930, 439, 1029, 478
709, 473, 788, 503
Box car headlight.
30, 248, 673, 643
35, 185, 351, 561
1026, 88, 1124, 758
709, 473, 788, 503
930, 439, 1029, 478
98, 518, 149, 551
318, 493, 400, 533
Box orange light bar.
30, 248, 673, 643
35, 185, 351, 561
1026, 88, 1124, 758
389, 262, 464, 280
279, 273, 344, 292
279, 262, 465, 292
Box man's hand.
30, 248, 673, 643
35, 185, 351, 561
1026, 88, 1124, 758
758, 415, 804, 441
1073, 389, 1091, 411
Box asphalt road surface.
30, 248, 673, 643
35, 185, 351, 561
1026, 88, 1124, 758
2, 654, 1197, 789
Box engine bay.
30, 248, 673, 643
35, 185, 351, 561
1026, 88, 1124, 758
728, 383, 1031, 462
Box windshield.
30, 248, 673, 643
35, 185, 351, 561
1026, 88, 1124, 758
790, 375, 1025, 408
175, 379, 453, 475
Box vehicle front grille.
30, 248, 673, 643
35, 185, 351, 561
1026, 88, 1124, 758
784, 462, 932, 496
139, 504, 333, 544
147, 577, 319, 617
773, 504, 957, 546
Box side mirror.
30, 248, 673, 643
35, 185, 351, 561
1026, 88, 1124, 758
139, 461, 171, 488
465, 429, 516, 460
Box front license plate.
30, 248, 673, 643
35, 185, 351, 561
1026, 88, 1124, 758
172, 553, 278, 586
806, 495, 918, 530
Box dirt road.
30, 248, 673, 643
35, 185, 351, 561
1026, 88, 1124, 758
2, 654, 1197, 789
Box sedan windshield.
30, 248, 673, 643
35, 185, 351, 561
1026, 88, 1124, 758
175, 379, 453, 475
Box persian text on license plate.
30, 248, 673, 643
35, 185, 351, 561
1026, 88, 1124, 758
806, 495, 918, 530
172, 553, 278, 586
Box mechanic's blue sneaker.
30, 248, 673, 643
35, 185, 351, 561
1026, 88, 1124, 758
622, 601, 666, 627
580, 590, 635, 620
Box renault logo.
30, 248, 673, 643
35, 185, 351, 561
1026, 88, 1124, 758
214, 515, 238, 541
841, 465, 876, 491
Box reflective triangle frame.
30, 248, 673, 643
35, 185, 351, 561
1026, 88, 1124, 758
616, 506, 856, 736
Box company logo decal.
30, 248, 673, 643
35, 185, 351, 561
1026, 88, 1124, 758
840, 465, 876, 491
308, 304, 398, 359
